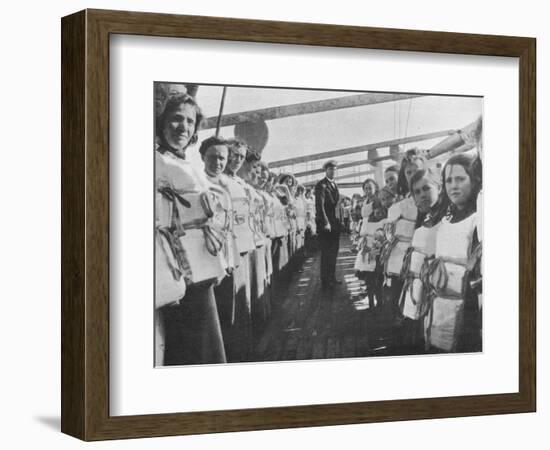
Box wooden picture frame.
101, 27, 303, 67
61, 8, 536, 441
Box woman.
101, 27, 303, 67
155, 94, 227, 365
380, 149, 426, 325
353, 178, 381, 308
379, 185, 398, 212
424, 153, 482, 353
238, 150, 269, 342
350, 193, 363, 225
257, 163, 276, 328
294, 185, 307, 253
272, 177, 292, 275
384, 164, 399, 197
398, 168, 445, 353
278, 173, 299, 260
219, 139, 256, 362
361, 178, 378, 216
304, 187, 317, 254
200, 135, 238, 273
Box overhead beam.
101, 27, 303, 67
269, 129, 454, 168
427, 117, 481, 159
300, 168, 373, 181
202, 93, 424, 129
294, 122, 479, 180
304, 181, 364, 188
333, 182, 364, 189
337, 169, 374, 181
296, 140, 476, 180
294, 156, 388, 178
293, 146, 430, 179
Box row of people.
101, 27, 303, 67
351, 148, 483, 354
154, 93, 318, 365
154, 88, 482, 360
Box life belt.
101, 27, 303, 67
380, 216, 416, 276
155, 228, 187, 308
354, 222, 385, 272
398, 247, 433, 320
223, 177, 256, 254
247, 188, 266, 247
421, 243, 482, 351
272, 200, 287, 238
204, 184, 237, 271
157, 185, 226, 285
259, 191, 275, 238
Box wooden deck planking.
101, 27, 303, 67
252, 235, 398, 363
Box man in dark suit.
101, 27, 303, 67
315, 160, 342, 288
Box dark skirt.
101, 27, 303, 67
214, 253, 253, 362
161, 282, 227, 365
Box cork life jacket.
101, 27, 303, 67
305, 196, 316, 234
399, 222, 441, 320
223, 175, 256, 254
295, 196, 307, 232
423, 212, 479, 351
246, 185, 266, 248
206, 173, 239, 272
258, 190, 275, 240
354, 219, 387, 273
155, 151, 227, 287
273, 185, 292, 236
380, 196, 418, 277
272, 194, 288, 238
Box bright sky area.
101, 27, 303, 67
172, 83, 482, 197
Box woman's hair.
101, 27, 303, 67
226, 138, 248, 155
379, 185, 397, 199
409, 167, 446, 224
362, 178, 379, 195
245, 148, 261, 163
198, 135, 228, 156
278, 173, 297, 187
295, 185, 305, 195
397, 148, 427, 197
441, 153, 482, 217
409, 167, 441, 193
155, 93, 204, 149
368, 197, 387, 221
385, 164, 399, 175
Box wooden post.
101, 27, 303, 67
370, 148, 385, 188
215, 86, 227, 137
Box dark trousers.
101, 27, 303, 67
318, 227, 340, 283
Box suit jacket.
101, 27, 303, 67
315, 177, 340, 231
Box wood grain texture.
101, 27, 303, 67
60, 8, 536, 441
518, 38, 536, 411
61, 10, 86, 439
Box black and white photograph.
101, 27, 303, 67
154, 82, 483, 367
